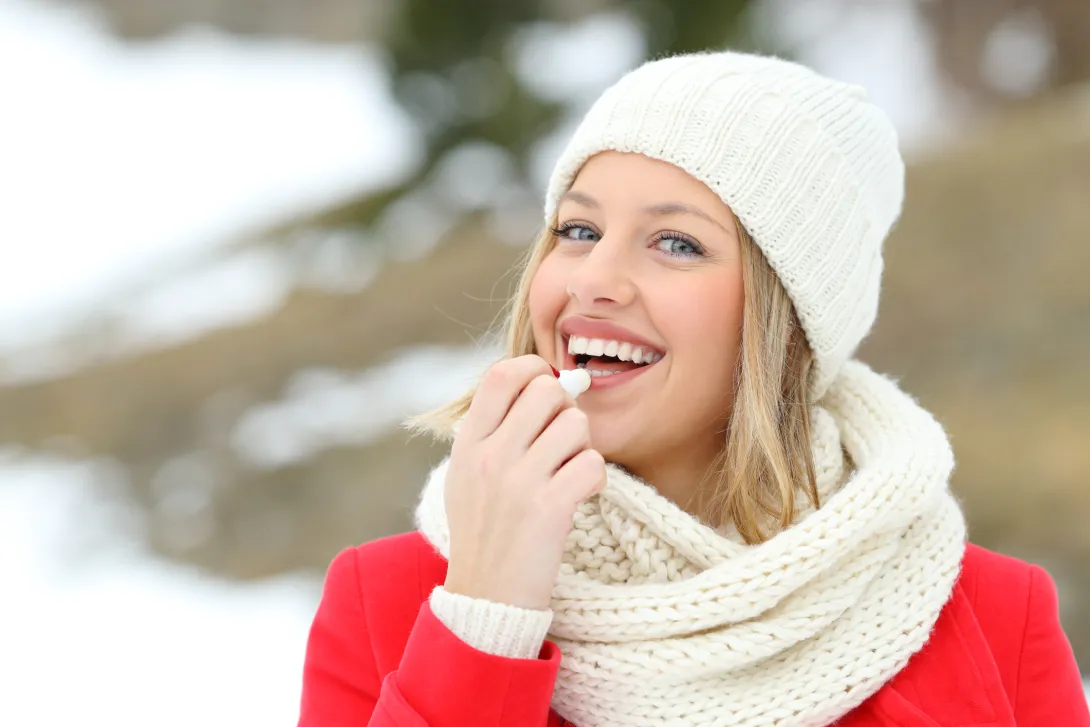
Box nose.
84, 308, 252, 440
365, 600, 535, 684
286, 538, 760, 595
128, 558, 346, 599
565, 234, 637, 308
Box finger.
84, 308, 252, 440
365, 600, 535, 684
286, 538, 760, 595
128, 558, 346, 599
462, 355, 553, 442
491, 373, 574, 453
551, 448, 607, 506
524, 406, 591, 476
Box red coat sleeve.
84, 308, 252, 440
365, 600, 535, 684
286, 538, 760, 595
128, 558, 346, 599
298, 547, 562, 727
1012, 564, 1090, 726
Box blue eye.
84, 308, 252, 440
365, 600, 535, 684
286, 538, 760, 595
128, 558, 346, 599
653, 233, 705, 259
551, 223, 600, 242
550, 223, 706, 260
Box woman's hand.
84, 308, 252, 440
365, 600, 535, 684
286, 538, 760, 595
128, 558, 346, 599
443, 355, 606, 611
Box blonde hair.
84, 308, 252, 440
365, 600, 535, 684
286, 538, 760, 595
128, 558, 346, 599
405, 219, 819, 544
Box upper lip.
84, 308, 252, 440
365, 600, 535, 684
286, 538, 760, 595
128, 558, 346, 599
558, 316, 665, 355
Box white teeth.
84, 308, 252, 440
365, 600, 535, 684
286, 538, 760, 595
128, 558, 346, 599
566, 335, 663, 363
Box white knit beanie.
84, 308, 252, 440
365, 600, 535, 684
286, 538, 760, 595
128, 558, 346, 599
544, 51, 905, 400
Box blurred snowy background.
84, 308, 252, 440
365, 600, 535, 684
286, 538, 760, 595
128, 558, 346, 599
1, 0, 1088, 723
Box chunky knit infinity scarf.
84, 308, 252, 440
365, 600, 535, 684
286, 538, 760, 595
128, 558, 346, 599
416, 360, 966, 727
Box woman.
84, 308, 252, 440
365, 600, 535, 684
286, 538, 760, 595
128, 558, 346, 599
298, 52, 1089, 726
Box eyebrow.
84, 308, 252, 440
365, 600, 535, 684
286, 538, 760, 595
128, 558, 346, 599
559, 190, 732, 234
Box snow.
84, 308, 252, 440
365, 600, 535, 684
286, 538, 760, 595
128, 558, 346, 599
0, 0, 417, 353
232, 345, 500, 470
0, 450, 320, 726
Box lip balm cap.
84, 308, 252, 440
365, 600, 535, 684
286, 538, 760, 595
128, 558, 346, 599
557, 368, 592, 398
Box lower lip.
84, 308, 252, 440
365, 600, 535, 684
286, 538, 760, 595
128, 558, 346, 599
564, 349, 662, 390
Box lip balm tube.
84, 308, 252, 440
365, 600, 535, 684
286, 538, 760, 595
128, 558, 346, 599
555, 367, 592, 398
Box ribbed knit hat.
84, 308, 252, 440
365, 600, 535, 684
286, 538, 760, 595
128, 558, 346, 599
544, 51, 905, 400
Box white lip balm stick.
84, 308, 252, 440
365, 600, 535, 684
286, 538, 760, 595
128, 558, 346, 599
557, 367, 592, 398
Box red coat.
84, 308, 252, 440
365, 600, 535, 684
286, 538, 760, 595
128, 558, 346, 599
298, 532, 1089, 726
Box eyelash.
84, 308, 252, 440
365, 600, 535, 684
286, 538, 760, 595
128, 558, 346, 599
549, 222, 707, 259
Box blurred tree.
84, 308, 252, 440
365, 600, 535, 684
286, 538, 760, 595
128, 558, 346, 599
298, 0, 754, 232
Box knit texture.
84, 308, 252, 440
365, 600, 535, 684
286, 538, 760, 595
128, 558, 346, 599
416, 360, 966, 727
430, 585, 553, 660
544, 52, 905, 399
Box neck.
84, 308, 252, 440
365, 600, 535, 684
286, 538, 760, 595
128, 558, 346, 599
618, 439, 723, 522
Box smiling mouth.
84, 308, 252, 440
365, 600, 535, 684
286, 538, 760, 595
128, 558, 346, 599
570, 353, 644, 375
566, 336, 665, 378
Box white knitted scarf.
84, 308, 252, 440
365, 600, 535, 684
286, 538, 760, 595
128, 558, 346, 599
415, 360, 966, 727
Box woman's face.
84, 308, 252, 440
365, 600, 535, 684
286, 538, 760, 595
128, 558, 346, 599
529, 151, 745, 475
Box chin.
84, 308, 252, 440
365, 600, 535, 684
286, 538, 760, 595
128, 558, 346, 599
588, 430, 633, 466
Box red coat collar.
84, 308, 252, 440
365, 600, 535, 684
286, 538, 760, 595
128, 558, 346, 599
840, 582, 1015, 727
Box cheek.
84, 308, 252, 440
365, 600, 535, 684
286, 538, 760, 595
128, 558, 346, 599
527, 257, 568, 349
663, 277, 744, 374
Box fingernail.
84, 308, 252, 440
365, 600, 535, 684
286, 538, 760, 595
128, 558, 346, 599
550, 365, 560, 377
